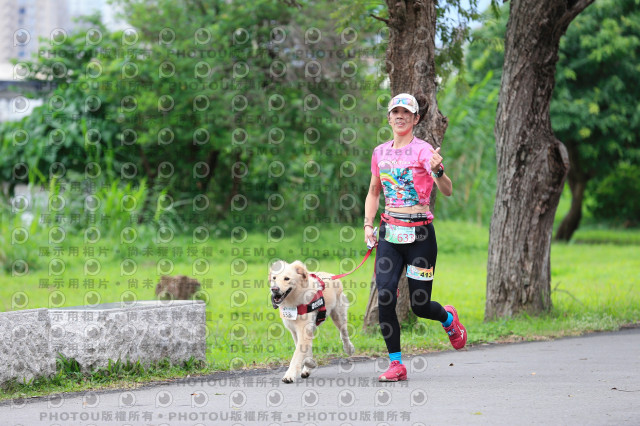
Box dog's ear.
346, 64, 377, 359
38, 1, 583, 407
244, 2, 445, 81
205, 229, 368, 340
292, 260, 307, 280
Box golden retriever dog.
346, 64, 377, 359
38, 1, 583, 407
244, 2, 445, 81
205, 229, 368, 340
269, 260, 355, 383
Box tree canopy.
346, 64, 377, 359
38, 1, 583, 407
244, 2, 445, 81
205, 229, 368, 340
553, 0, 640, 235
1, 0, 386, 230
439, 0, 640, 231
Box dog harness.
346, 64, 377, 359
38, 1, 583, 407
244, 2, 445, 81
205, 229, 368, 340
296, 273, 327, 326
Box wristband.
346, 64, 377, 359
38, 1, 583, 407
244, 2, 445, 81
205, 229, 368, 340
364, 224, 373, 230
431, 164, 444, 178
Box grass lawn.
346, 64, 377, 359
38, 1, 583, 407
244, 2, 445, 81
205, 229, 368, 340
1, 221, 639, 399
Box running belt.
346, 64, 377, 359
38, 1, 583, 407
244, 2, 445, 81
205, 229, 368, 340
384, 210, 432, 219
382, 210, 433, 227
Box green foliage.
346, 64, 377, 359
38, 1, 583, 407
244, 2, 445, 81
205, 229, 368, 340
0, 197, 49, 273
551, 0, 640, 229
96, 358, 146, 380
181, 356, 205, 370
552, 0, 640, 175
0, 15, 124, 188
464, 4, 507, 84
441, 0, 640, 227
0, 172, 164, 273
0, 0, 390, 229
436, 70, 499, 224
0, 0, 509, 234
56, 353, 82, 375
97, 0, 388, 227
588, 163, 640, 226
432, 2, 505, 224
434, 0, 482, 84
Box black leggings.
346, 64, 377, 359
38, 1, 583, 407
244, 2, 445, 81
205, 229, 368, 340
375, 221, 448, 354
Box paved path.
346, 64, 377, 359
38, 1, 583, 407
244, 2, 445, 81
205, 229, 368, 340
2, 328, 639, 425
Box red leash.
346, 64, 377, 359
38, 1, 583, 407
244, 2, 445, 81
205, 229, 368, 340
330, 245, 377, 280
328, 213, 433, 280
329, 218, 382, 280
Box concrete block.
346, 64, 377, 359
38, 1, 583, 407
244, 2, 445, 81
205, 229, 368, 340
49, 300, 206, 371
0, 308, 55, 384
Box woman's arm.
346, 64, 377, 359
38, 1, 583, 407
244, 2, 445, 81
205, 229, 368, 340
364, 174, 382, 244
433, 172, 453, 196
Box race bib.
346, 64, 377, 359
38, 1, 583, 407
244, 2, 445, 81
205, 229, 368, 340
280, 306, 298, 320
384, 223, 416, 244
407, 264, 434, 281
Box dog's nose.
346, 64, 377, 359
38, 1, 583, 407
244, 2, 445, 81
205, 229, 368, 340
270, 286, 279, 293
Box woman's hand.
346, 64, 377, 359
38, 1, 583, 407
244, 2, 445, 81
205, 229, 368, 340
429, 146, 453, 196
429, 147, 443, 173
364, 225, 377, 247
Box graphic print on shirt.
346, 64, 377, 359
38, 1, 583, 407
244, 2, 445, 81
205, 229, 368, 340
379, 166, 420, 206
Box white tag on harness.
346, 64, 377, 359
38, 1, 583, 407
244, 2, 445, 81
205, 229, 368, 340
280, 306, 298, 320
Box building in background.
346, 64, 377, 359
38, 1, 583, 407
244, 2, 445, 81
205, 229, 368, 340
0, 0, 72, 80
0, 0, 114, 121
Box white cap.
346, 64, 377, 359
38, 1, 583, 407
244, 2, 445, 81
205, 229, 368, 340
388, 93, 419, 113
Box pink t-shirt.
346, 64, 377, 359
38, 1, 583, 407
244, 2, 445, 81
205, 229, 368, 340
371, 137, 436, 207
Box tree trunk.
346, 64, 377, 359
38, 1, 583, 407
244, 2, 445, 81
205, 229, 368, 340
485, 0, 593, 320
200, 148, 220, 192
363, 270, 415, 331
555, 169, 587, 241
223, 150, 245, 211
555, 140, 592, 241
363, 0, 447, 330
385, 0, 448, 147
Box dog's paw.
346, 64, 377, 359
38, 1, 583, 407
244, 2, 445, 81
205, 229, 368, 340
301, 359, 316, 379
344, 341, 355, 356
303, 357, 317, 369
282, 372, 296, 383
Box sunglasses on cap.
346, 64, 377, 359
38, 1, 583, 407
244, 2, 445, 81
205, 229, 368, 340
388, 94, 419, 113
390, 97, 415, 106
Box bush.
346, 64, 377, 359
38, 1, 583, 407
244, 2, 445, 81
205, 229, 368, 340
589, 163, 640, 226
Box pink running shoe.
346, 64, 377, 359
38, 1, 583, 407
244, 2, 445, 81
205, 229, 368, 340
443, 305, 467, 350
378, 360, 407, 382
